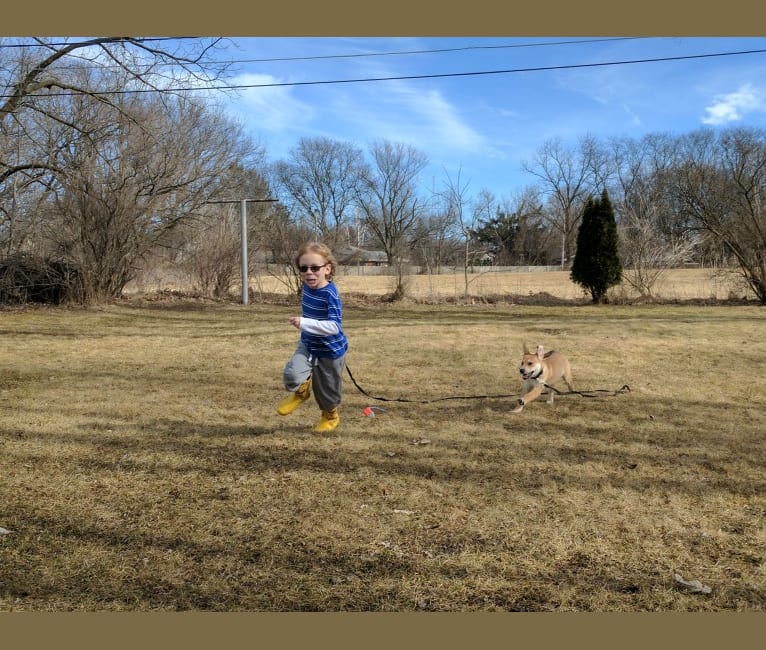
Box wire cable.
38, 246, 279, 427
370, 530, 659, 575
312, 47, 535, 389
5, 46, 765, 99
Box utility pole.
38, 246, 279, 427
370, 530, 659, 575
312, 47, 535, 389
206, 198, 278, 305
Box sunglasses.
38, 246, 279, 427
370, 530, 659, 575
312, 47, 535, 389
298, 263, 329, 273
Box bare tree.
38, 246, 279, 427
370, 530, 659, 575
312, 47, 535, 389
0, 156, 51, 255
260, 202, 315, 299
46, 93, 260, 302
355, 140, 428, 300
470, 188, 498, 259
440, 168, 480, 298
0, 37, 258, 303
184, 207, 242, 297
1, 37, 230, 189
673, 127, 766, 303
618, 216, 697, 297
610, 134, 695, 297
271, 136, 365, 248
522, 135, 599, 268
179, 168, 271, 298
410, 206, 459, 276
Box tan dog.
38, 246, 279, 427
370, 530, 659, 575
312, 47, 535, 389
512, 343, 574, 413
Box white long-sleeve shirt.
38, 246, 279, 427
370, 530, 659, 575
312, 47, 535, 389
299, 316, 340, 336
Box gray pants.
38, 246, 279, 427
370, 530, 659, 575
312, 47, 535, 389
283, 341, 345, 411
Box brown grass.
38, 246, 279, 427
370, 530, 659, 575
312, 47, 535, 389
1, 271, 765, 611
244, 267, 754, 303
129, 266, 756, 304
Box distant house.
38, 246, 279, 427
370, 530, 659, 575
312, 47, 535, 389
336, 245, 389, 267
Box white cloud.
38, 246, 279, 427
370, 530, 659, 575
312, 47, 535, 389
224, 67, 500, 188
229, 73, 314, 133
623, 104, 642, 127
702, 83, 766, 125
347, 80, 486, 156
407, 88, 485, 151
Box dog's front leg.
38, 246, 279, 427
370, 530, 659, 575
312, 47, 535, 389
512, 383, 545, 413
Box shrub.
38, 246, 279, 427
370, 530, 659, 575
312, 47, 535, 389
0, 253, 85, 305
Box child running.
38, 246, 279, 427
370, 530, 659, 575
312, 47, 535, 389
276, 242, 348, 432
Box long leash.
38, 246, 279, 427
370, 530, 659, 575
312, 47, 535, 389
345, 364, 630, 405
543, 383, 631, 398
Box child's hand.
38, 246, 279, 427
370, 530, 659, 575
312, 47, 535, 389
289, 316, 301, 329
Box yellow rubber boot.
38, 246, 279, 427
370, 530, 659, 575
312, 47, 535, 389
313, 408, 340, 433
276, 378, 311, 416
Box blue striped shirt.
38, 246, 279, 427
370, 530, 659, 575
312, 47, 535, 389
300, 282, 348, 359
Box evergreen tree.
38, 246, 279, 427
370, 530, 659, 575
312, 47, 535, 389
570, 189, 622, 303
472, 211, 519, 264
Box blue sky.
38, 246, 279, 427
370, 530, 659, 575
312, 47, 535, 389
216, 36, 766, 200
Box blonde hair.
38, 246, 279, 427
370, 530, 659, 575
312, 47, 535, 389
295, 241, 338, 280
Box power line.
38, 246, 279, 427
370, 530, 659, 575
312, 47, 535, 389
4, 46, 765, 99
0, 37, 200, 49
0, 36, 641, 59
228, 37, 644, 64
273, 47, 766, 86
231, 48, 766, 89
0, 36, 646, 72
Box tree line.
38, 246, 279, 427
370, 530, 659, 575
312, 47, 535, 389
1, 37, 765, 304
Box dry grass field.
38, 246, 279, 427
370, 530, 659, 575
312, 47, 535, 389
249, 266, 754, 303
132, 265, 755, 304
1, 269, 765, 611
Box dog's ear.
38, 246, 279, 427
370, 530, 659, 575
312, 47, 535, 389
536, 344, 544, 359
522, 341, 531, 355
